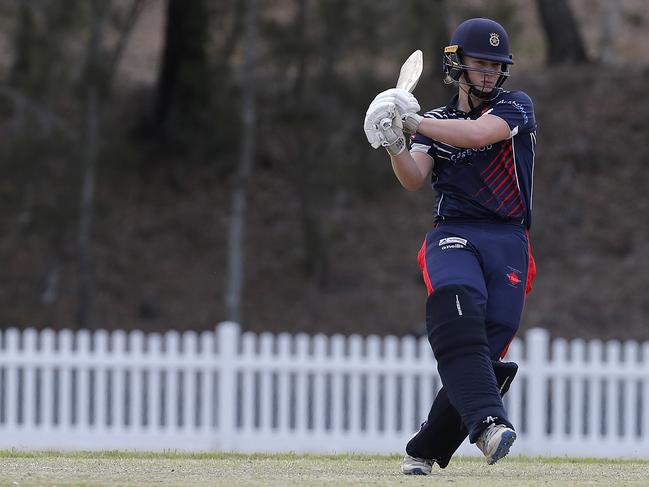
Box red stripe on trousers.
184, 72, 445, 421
500, 339, 513, 360
417, 238, 434, 296
525, 230, 537, 295
500, 231, 537, 360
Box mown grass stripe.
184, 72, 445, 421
0, 450, 647, 464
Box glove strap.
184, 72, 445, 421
385, 135, 406, 156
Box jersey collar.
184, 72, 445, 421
446, 92, 502, 117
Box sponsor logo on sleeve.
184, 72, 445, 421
496, 99, 529, 125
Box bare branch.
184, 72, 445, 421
0, 84, 78, 140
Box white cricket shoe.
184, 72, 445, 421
400, 454, 434, 475
476, 423, 516, 465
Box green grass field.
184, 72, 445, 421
0, 451, 648, 486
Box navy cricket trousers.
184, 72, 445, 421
406, 220, 536, 459
418, 220, 535, 359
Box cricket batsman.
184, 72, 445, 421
363, 18, 537, 473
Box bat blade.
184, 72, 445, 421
396, 49, 423, 93
375, 49, 423, 148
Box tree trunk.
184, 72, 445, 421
224, 0, 257, 324
77, 0, 108, 329
10, 1, 35, 86
77, 0, 144, 328
154, 0, 210, 130
599, 0, 621, 64
536, 0, 589, 65
289, 0, 330, 289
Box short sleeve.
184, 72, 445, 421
485, 91, 536, 137
410, 131, 435, 159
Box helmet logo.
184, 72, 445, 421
489, 32, 500, 47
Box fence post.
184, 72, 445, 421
526, 327, 549, 454
217, 321, 240, 450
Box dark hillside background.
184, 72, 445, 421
1, 0, 648, 340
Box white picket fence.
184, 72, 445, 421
0, 322, 648, 457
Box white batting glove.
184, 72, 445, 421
364, 100, 407, 156
372, 88, 421, 116
364, 99, 397, 149
401, 112, 424, 134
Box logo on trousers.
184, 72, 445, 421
439, 237, 467, 246
439, 237, 467, 250
505, 266, 522, 288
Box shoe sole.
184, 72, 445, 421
401, 467, 430, 475
487, 430, 516, 465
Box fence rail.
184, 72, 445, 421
0, 322, 648, 457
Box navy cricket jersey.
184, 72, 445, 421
411, 90, 537, 229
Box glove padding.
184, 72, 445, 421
372, 88, 420, 116
363, 100, 406, 155
364, 88, 421, 155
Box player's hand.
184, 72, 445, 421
401, 112, 424, 134
364, 100, 407, 156
372, 88, 420, 117
364, 98, 397, 149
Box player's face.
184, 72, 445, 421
463, 56, 502, 93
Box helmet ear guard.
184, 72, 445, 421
443, 45, 463, 85
493, 62, 510, 89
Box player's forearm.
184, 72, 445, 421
417, 117, 489, 148
389, 151, 428, 191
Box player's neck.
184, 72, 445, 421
457, 89, 485, 113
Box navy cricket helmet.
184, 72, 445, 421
443, 18, 514, 98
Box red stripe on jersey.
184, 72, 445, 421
484, 151, 513, 184
496, 188, 522, 216
480, 154, 507, 182
506, 200, 524, 217
480, 144, 509, 176
473, 186, 487, 198
485, 153, 513, 183
492, 170, 514, 194
498, 182, 519, 203
485, 166, 508, 186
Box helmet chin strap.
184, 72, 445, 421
460, 83, 478, 111
459, 71, 500, 109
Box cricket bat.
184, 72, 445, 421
396, 49, 423, 93
378, 49, 423, 136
